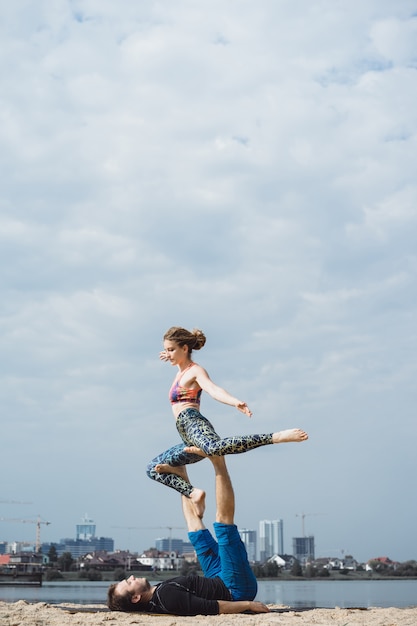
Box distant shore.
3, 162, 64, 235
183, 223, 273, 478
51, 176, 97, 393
1, 601, 417, 626
54, 569, 417, 582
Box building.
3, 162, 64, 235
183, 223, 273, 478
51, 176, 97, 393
238, 529, 257, 563
42, 515, 114, 559
57, 536, 114, 558
138, 548, 184, 571
259, 520, 284, 562
76, 515, 96, 541
155, 537, 193, 555
79, 550, 153, 572
292, 536, 315, 564
4, 541, 35, 554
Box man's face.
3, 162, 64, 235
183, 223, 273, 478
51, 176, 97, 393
115, 575, 150, 603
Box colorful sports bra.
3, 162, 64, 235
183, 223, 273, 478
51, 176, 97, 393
169, 363, 202, 406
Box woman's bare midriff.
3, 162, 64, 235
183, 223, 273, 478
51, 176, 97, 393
172, 402, 200, 420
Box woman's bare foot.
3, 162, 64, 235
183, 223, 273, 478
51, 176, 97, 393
155, 463, 188, 478
154, 463, 205, 517
184, 446, 207, 457
190, 488, 206, 518
272, 428, 309, 443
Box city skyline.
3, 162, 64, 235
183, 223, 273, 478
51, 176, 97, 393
0, 513, 401, 565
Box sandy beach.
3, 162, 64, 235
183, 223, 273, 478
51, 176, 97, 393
1, 601, 416, 626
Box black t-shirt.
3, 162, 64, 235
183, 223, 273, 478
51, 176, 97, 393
145, 575, 231, 616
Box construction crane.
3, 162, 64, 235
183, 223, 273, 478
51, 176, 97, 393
0, 515, 51, 552
295, 512, 323, 537
153, 526, 185, 553
112, 525, 184, 553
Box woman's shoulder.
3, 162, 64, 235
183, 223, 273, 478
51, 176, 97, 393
192, 363, 212, 380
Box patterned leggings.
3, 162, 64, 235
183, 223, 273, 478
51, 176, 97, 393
146, 408, 274, 497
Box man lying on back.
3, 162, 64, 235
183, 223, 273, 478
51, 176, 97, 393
107, 455, 269, 615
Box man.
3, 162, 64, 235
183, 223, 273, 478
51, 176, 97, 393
107, 455, 269, 615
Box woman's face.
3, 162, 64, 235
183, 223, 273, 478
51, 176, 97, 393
163, 339, 188, 365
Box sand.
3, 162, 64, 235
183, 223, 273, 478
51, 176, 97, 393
1, 601, 417, 626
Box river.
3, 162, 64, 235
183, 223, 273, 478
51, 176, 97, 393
1, 579, 416, 608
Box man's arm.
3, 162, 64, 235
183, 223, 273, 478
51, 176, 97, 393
218, 600, 270, 614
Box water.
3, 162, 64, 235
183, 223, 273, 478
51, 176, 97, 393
1, 579, 417, 608
256, 579, 417, 608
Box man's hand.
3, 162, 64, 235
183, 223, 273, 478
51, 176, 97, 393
247, 601, 270, 613
218, 599, 270, 614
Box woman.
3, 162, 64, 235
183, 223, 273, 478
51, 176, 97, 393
147, 326, 308, 516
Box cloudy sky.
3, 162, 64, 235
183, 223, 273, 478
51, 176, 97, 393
1, 0, 416, 565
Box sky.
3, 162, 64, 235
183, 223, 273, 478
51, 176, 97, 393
1, 0, 416, 565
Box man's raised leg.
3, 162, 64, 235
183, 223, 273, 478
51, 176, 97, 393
209, 456, 258, 602
179, 466, 222, 579
181, 477, 205, 534
210, 456, 235, 525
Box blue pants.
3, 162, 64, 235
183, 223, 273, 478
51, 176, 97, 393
188, 523, 257, 601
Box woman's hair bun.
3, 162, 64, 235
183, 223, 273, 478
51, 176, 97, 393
191, 328, 206, 350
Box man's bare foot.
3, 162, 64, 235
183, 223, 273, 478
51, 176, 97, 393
155, 463, 188, 478
184, 446, 207, 457
190, 488, 206, 518
272, 428, 309, 443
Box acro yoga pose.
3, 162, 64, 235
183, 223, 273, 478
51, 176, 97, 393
146, 326, 308, 516
109, 457, 270, 615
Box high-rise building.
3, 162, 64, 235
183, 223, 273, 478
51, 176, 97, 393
76, 515, 96, 541
292, 536, 315, 564
43, 515, 115, 558
155, 537, 193, 555
59, 536, 114, 558
238, 529, 257, 563
259, 519, 284, 561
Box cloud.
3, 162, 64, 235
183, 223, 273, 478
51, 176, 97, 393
0, 0, 416, 563
371, 15, 417, 65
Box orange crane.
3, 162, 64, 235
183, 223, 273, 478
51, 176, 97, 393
0, 515, 51, 552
